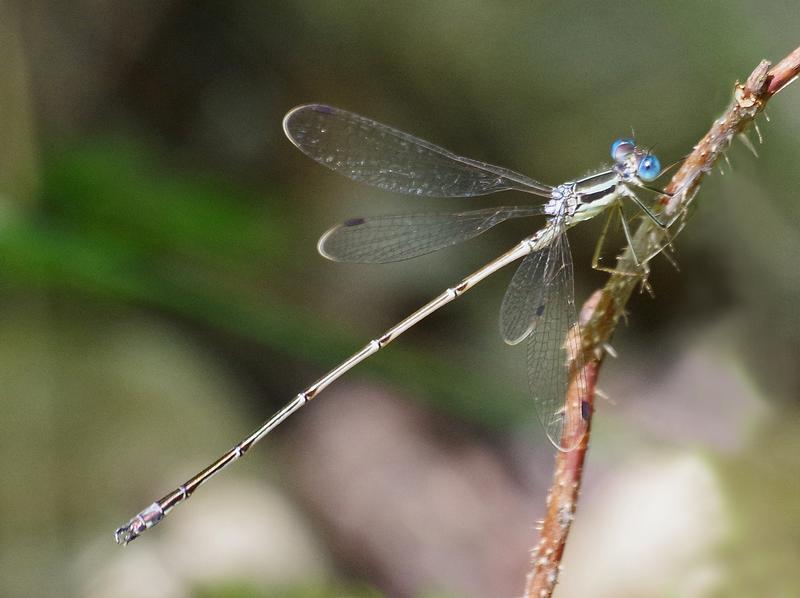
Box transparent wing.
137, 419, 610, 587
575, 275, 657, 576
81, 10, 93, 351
498, 215, 586, 450
525, 225, 586, 450
499, 242, 550, 345
283, 104, 553, 198
319, 206, 544, 263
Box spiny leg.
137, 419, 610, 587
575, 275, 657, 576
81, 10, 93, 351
622, 185, 668, 229
640, 204, 693, 269
591, 202, 649, 280
590, 205, 617, 272
620, 185, 689, 275
642, 225, 681, 270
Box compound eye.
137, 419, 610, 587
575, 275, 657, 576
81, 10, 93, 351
637, 154, 661, 182
611, 138, 635, 162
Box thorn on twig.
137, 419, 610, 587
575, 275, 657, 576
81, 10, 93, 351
739, 133, 759, 157
601, 342, 617, 359
754, 121, 764, 144
594, 387, 615, 405
724, 153, 733, 171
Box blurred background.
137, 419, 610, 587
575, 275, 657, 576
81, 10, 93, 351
1, 2, 799, 597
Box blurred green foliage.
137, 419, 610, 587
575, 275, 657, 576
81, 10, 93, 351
194, 581, 381, 598
714, 416, 800, 596
3, 140, 526, 429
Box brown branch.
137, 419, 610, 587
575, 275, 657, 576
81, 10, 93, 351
523, 45, 800, 598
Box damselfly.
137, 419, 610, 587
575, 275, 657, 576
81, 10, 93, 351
115, 104, 665, 544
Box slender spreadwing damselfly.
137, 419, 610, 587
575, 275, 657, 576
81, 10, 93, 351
115, 104, 666, 544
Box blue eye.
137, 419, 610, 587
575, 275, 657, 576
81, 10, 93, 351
637, 154, 661, 181
611, 138, 635, 162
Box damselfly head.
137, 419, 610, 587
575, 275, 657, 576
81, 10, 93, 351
636, 154, 661, 181
611, 138, 636, 162
612, 138, 662, 183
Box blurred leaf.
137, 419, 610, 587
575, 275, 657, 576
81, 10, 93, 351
193, 580, 382, 598
714, 414, 800, 596
42, 140, 291, 269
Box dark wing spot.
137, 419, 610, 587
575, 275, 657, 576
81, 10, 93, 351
535, 304, 545, 317
344, 217, 366, 227
581, 400, 592, 421
313, 105, 334, 114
